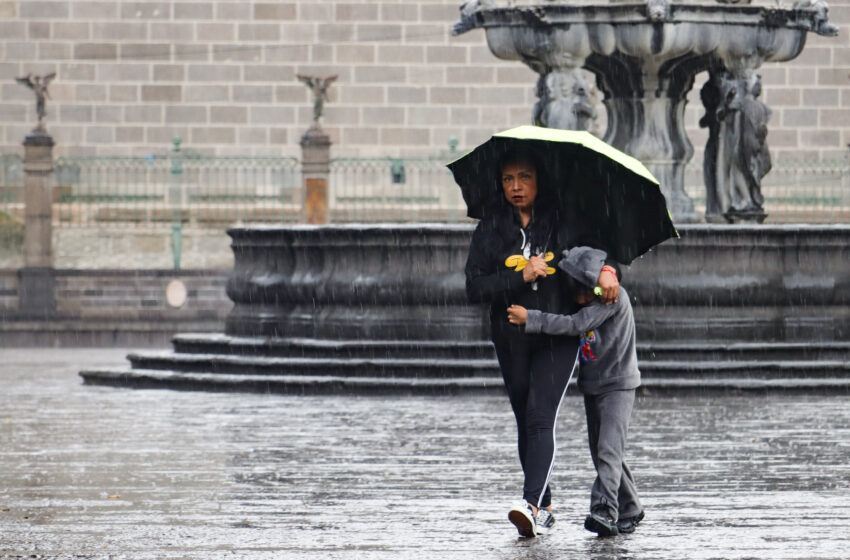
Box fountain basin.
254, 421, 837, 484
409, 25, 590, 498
225, 224, 850, 342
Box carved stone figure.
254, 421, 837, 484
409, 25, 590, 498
699, 76, 723, 221
452, 0, 495, 35
792, 0, 839, 36
646, 0, 671, 21
15, 73, 56, 130
296, 74, 338, 125
737, 75, 771, 214
533, 69, 597, 131
700, 70, 771, 223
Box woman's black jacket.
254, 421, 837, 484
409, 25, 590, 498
464, 204, 620, 334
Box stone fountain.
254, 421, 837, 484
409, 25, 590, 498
78, 2, 848, 395
453, 0, 838, 223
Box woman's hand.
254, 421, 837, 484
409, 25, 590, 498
522, 253, 548, 283
597, 265, 619, 305
507, 305, 527, 325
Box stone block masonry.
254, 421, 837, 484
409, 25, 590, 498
0, 267, 231, 346
0, 0, 848, 160
53, 269, 230, 322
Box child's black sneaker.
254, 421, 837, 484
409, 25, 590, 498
617, 510, 644, 534
508, 501, 537, 538
535, 509, 555, 534
584, 507, 619, 537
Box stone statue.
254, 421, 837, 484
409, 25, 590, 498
792, 0, 839, 36
296, 74, 338, 125
738, 75, 772, 214
533, 69, 597, 131
699, 76, 723, 221
700, 70, 771, 223
452, 0, 495, 35
646, 0, 671, 21
15, 72, 55, 130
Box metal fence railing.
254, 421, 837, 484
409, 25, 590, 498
53, 141, 301, 228
683, 157, 850, 224
0, 153, 24, 255
329, 154, 469, 223
4, 148, 849, 235
761, 159, 850, 223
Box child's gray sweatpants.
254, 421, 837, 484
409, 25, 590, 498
584, 388, 642, 521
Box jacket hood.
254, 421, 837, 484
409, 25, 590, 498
558, 246, 606, 288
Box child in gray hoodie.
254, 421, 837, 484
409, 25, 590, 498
507, 246, 644, 537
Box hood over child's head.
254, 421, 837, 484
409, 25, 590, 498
558, 246, 607, 298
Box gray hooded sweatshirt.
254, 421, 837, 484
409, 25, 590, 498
524, 246, 640, 395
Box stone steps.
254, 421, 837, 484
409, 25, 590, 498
78, 368, 505, 396
121, 350, 850, 381
78, 366, 850, 396
76, 335, 850, 395
171, 333, 496, 360
642, 360, 850, 379
638, 342, 850, 362
172, 334, 850, 362
126, 350, 501, 378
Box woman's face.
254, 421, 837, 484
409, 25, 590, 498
501, 160, 538, 212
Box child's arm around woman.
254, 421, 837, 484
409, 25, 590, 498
507, 287, 625, 336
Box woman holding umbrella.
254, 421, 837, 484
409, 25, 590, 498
464, 149, 620, 538
452, 126, 676, 538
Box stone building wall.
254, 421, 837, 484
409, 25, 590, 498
0, 267, 230, 318
0, 267, 230, 346
0, 0, 848, 161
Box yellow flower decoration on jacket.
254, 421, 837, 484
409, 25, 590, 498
505, 251, 556, 275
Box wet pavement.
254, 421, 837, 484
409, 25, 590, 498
2, 349, 849, 559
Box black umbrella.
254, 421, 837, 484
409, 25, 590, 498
447, 125, 678, 265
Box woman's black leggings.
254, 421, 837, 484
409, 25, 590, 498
492, 324, 580, 509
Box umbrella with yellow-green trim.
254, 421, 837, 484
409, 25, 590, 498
447, 125, 678, 264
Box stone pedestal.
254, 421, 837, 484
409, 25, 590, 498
20, 130, 56, 318
225, 225, 483, 340
300, 125, 331, 225
724, 209, 768, 224
224, 224, 850, 343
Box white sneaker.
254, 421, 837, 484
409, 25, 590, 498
508, 501, 537, 538
535, 508, 555, 534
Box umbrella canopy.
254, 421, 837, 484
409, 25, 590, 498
447, 125, 678, 265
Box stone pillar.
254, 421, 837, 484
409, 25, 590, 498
586, 54, 706, 224
19, 129, 56, 317
300, 125, 331, 224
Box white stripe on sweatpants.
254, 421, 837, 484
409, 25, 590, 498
536, 349, 580, 510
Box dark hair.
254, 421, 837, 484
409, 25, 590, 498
497, 148, 545, 183
495, 147, 555, 212
498, 148, 539, 173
